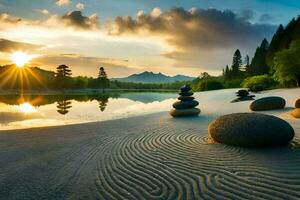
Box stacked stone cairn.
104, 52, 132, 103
291, 98, 300, 118
231, 89, 255, 103
170, 85, 200, 117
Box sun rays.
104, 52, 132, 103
10, 51, 33, 68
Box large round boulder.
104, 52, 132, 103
291, 108, 300, 118
173, 100, 199, 109
208, 113, 294, 147
169, 108, 200, 117
295, 99, 300, 108
249, 96, 286, 111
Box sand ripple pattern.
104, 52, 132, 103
94, 126, 300, 199
1, 115, 300, 200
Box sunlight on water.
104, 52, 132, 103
16, 102, 37, 114
0, 88, 299, 130
0, 92, 177, 130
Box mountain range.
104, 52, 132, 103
112, 71, 196, 83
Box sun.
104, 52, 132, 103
10, 52, 32, 68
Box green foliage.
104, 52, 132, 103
223, 78, 244, 88
242, 75, 277, 92
274, 39, 300, 87
192, 74, 224, 91
195, 80, 224, 91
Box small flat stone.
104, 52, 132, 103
208, 113, 294, 147
291, 108, 300, 118
249, 96, 286, 111
180, 85, 191, 92
178, 96, 195, 101
179, 92, 194, 96
295, 99, 300, 108
169, 108, 200, 117
236, 89, 249, 97
173, 100, 199, 109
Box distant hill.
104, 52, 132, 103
112, 71, 195, 83
0, 65, 56, 90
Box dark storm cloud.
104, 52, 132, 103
62, 11, 98, 29
0, 38, 41, 52
107, 7, 276, 70
109, 7, 275, 50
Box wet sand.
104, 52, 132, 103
1, 88, 300, 199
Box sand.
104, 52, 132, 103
0, 88, 300, 199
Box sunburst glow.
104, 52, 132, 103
17, 102, 37, 114
10, 52, 32, 68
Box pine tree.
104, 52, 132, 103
266, 24, 285, 69
231, 49, 242, 77
248, 39, 269, 75
98, 67, 109, 92
224, 65, 231, 80
56, 64, 72, 88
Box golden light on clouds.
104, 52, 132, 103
10, 51, 32, 67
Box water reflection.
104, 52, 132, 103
0, 92, 177, 129
56, 100, 72, 115
98, 97, 109, 112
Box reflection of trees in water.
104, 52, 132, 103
97, 96, 109, 112
56, 100, 72, 115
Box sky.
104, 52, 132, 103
0, 0, 299, 78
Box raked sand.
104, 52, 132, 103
1, 88, 300, 199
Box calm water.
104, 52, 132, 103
0, 92, 177, 130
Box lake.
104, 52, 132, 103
0, 92, 177, 130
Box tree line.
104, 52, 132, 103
0, 64, 188, 91
193, 16, 300, 92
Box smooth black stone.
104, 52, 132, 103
295, 99, 300, 108
170, 108, 200, 117
236, 89, 249, 97
173, 100, 199, 109
178, 96, 195, 101
209, 113, 295, 147
180, 85, 191, 92
250, 96, 286, 111
179, 92, 193, 96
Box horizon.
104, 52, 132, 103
0, 0, 299, 78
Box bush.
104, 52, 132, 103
223, 78, 244, 88
194, 80, 224, 91
242, 75, 277, 92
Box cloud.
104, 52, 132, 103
62, 11, 98, 29
76, 3, 85, 10
107, 7, 276, 70
259, 14, 275, 23
0, 38, 41, 52
36, 9, 49, 15
56, 0, 71, 7
0, 13, 21, 24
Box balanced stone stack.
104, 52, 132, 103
170, 85, 200, 117
231, 89, 255, 103
291, 98, 300, 118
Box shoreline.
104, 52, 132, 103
1, 88, 300, 199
